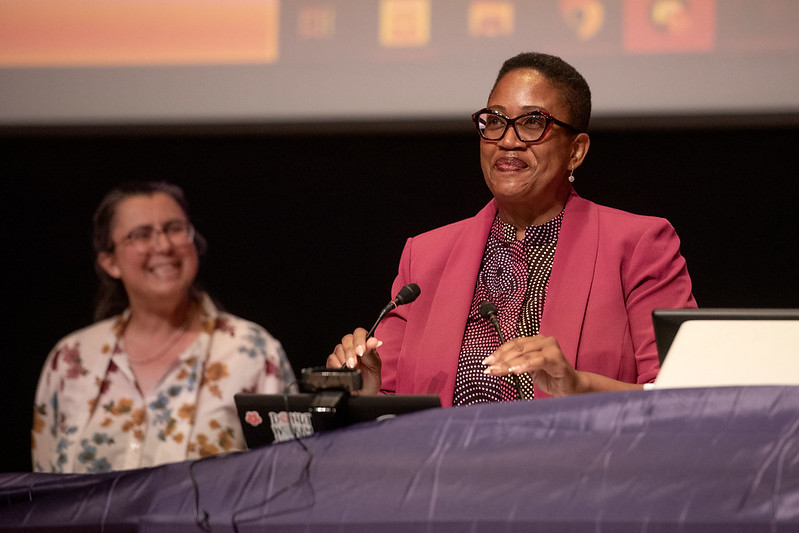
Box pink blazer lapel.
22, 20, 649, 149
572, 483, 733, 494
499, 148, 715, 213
540, 192, 598, 372
412, 201, 496, 405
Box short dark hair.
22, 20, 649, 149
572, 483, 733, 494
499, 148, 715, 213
92, 181, 207, 320
490, 52, 592, 133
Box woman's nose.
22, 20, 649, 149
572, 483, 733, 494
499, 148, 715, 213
150, 229, 173, 251
497, 125, 526, 148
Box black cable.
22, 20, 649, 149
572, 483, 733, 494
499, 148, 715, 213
188, 377, 316, 532
229, 378, 316, 531
189, 455, 216, 532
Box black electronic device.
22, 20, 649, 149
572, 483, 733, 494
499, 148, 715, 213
234, 392, 441, 448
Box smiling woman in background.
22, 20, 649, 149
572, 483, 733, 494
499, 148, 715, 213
32, 181, 296, 473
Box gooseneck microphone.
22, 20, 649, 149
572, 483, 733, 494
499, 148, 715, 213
340, 283, 421, 369
479, 300, 527, 400
367, 283, 421, 338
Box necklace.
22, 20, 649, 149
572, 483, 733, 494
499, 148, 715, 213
126, 308, 194, 365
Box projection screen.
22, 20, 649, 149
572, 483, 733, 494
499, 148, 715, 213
1, 0, 798, 128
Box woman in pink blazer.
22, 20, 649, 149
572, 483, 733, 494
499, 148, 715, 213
329, 52, 695, 406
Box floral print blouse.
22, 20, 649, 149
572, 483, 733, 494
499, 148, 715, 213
32, 293, 296, 473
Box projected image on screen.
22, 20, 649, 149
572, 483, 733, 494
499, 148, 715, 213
0, 0, 280, 67
0, 0, 797, 126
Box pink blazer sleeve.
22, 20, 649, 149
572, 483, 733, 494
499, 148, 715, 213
541, 194, 696, 397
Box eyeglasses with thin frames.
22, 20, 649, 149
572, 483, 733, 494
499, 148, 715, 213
115, 220, 195, 252
471, 108, 583, 143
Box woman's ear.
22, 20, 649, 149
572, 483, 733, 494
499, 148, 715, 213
569, 132, 590, 171
97, 252, 122, 279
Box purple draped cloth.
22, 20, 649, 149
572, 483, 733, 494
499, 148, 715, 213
3, 386, 799, 532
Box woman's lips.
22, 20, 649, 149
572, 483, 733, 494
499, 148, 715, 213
495, 157, 528, 172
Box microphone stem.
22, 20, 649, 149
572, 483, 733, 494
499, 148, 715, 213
489, 316, 506, 344
490, 315, 526, 400
340, 302, 395, 369
337, 284, 420, 370
366, 302, 395, 339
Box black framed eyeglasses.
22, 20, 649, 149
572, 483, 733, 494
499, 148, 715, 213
471, 108, 582, 143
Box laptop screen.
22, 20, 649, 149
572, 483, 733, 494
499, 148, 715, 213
652, 308, 799, 365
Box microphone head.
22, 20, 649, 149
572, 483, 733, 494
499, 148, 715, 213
479, 300, 498, 319
395, 283, 421, 305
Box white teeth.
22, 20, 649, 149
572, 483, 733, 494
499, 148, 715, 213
149, 264, 178, 276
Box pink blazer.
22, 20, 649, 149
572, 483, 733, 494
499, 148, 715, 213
374, 191, 696, 406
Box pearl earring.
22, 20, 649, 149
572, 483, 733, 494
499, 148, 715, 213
568, 169, 575, 183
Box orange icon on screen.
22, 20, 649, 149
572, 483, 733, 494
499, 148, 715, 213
469, 2, 515, 38
379, 0, 431, 48
624, 0, 715, 53
560, 0, 605, 41
651, 0, 693, 33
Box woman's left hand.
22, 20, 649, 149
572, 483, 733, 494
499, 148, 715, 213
482, 335, 583, 397
483, 335, 645, 396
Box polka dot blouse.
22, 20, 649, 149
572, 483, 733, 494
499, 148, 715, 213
453, 209, 563, 406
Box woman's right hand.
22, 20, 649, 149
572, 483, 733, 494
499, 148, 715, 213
326, 327, 382, 395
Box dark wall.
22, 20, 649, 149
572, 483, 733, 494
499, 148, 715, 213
2, 123, 798, 473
